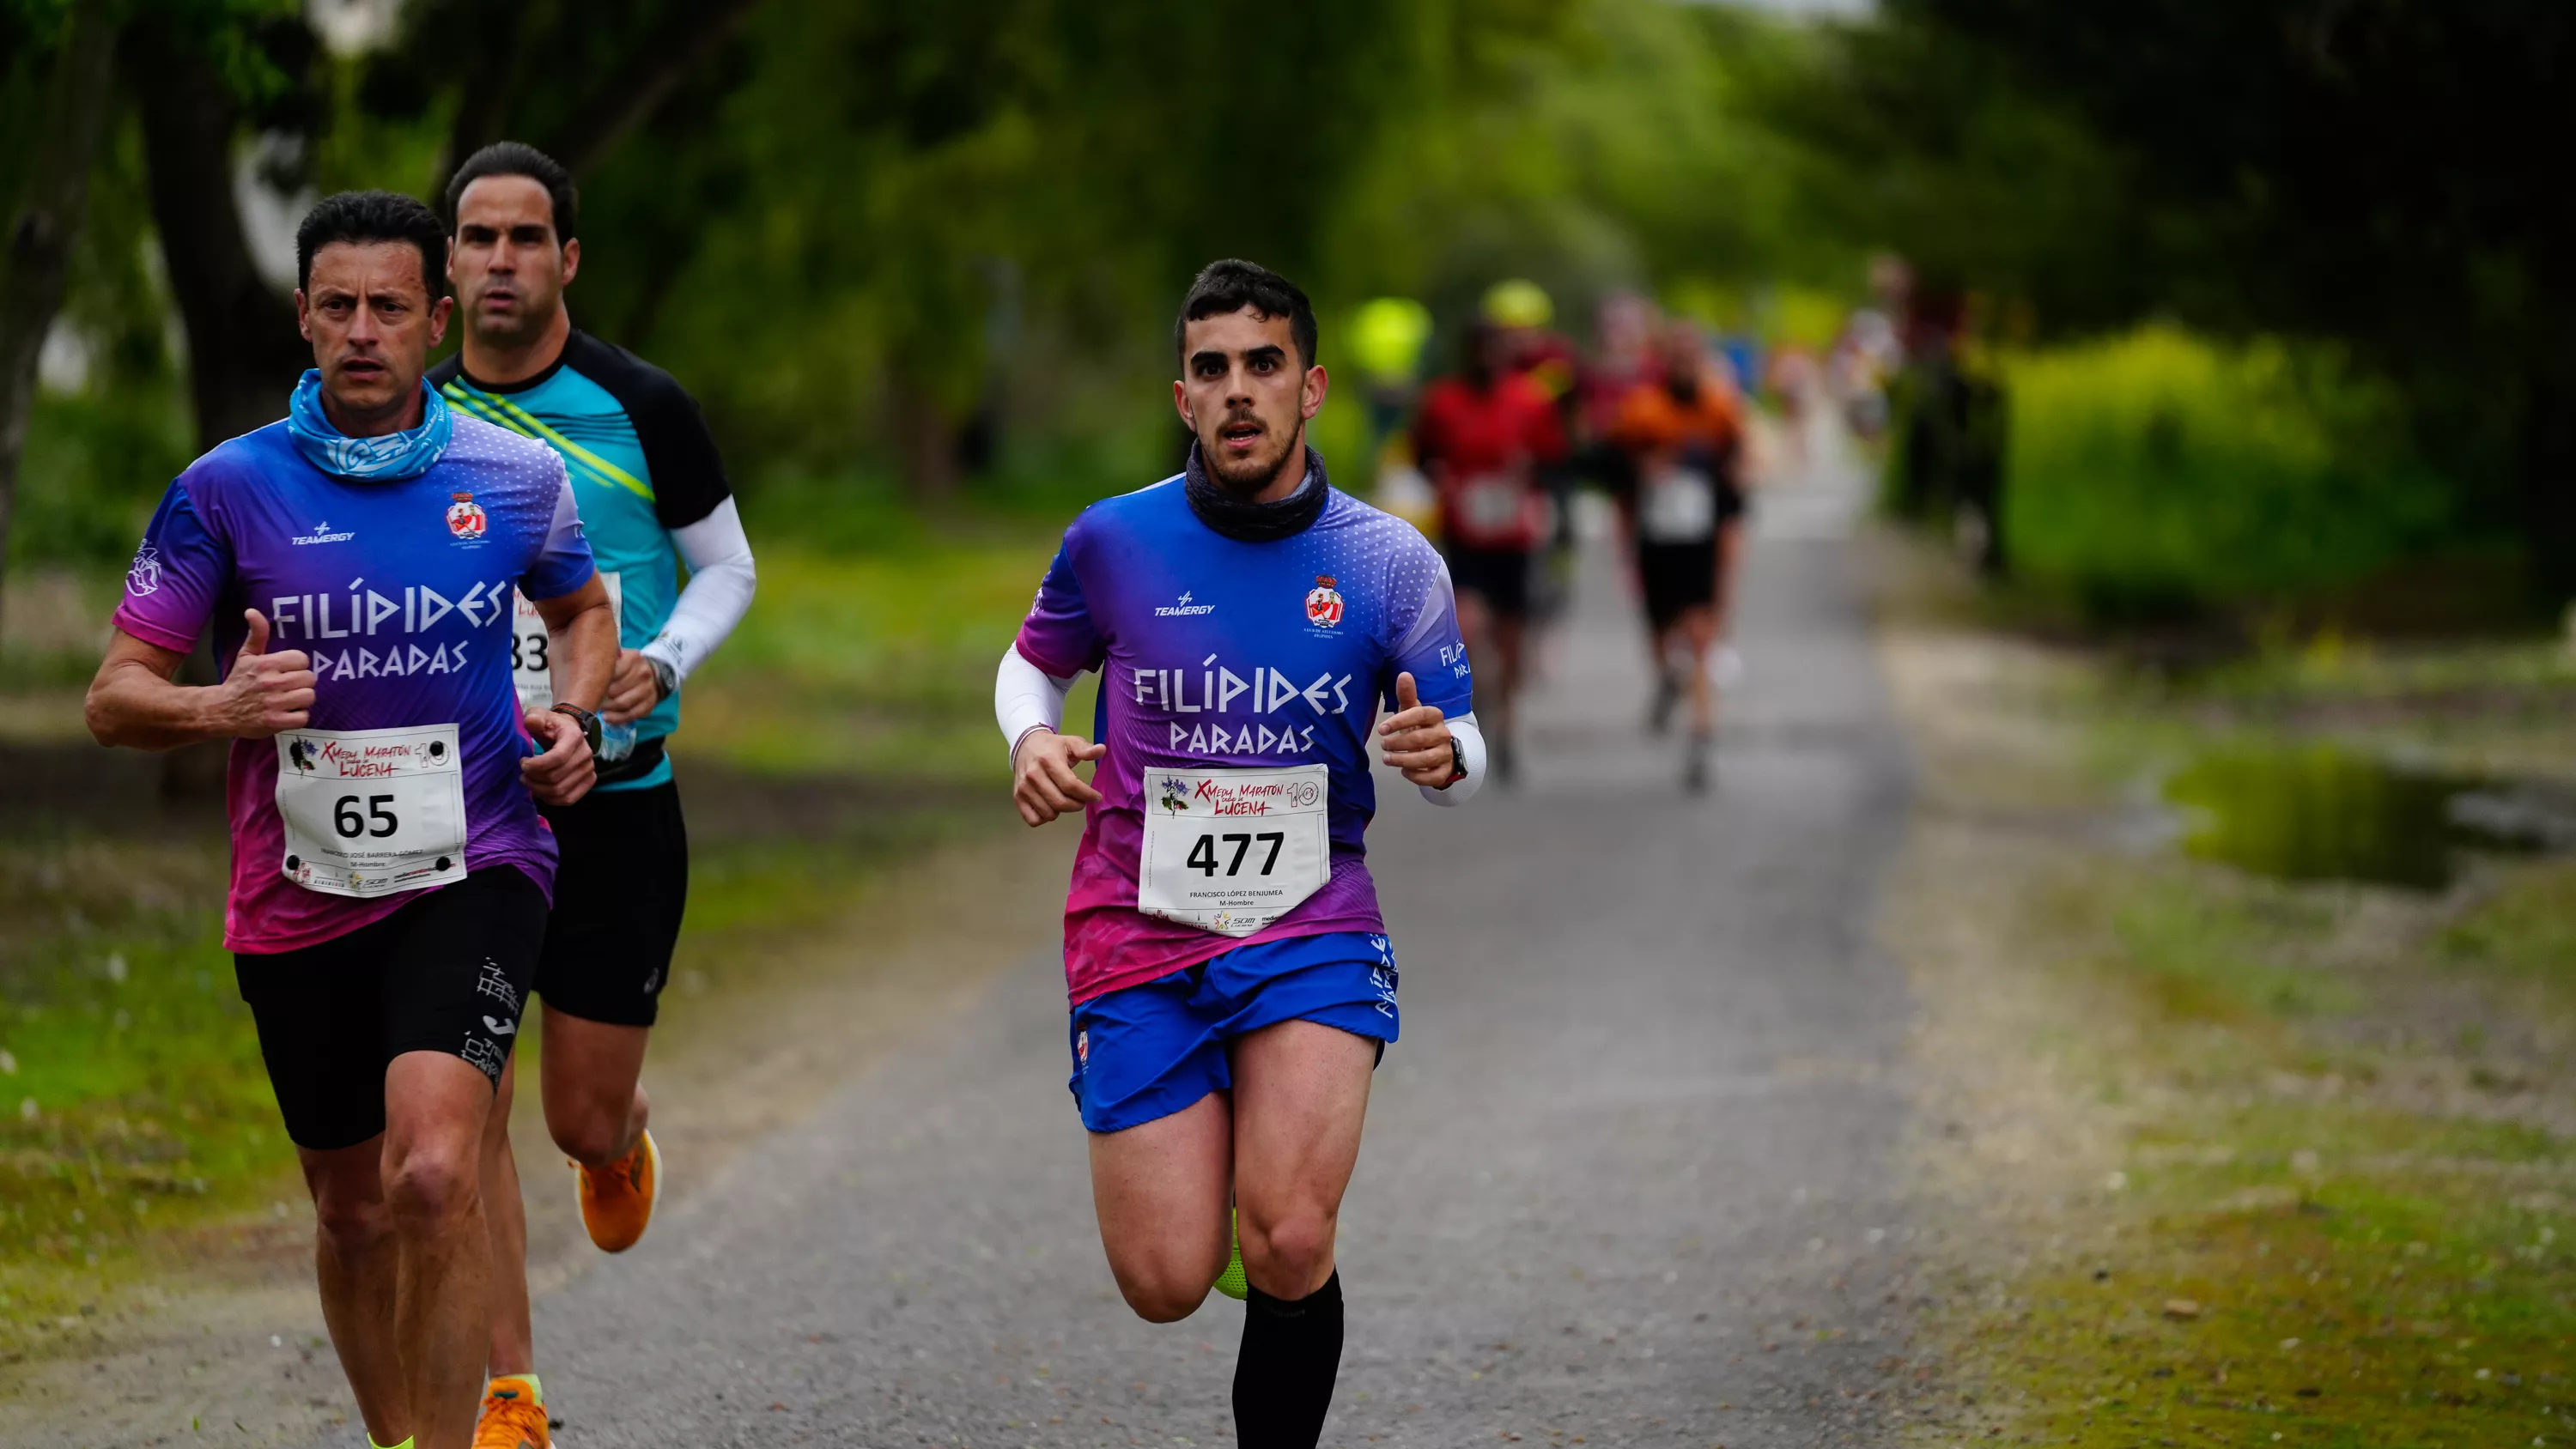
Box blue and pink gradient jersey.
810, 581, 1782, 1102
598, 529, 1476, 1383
1013, 477, 1473, 1004
112, 415, 595, 955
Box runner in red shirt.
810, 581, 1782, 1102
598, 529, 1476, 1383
1412, 321, 1565, 783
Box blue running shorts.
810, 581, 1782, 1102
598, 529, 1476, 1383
1068, 931, 1400, 1134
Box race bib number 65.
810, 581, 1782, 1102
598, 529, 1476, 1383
274, 724, 468, 899
1138, 764, 1332, 938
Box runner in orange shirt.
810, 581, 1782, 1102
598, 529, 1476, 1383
1609, 324, 1747, 792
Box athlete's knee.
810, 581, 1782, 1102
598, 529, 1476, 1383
381, 1139, 481, 1230
308, 1181, 392, 1258
1119, 1275, 1212, 1325
545, 1093, 637, 1167
1238, 1205, 1335, 1294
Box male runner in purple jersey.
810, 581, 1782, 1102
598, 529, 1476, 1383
84, 191, 615, 1449
997, 260, 1485, 1447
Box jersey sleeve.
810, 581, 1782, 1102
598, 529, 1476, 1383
1382, 535, 1473, 717
570, 332, 733, 530
518, 461, 598, 601
111, 481, 228, 654
1012, 527, 1106, 678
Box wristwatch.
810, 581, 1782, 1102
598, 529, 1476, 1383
647, 654, 678, 703
550, 701, 602, 755
1443, 736, 1467, 787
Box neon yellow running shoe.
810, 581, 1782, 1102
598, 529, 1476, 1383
1214, 1207, 1247, 1300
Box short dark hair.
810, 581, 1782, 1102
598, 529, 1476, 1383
1175, 259, 1317, 371
444, 141, 579, 241
295, 191, 447, 297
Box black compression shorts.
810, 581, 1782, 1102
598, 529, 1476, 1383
1445, 545, 1534, 618
536, 779, 690, 1028
1637, 540, 1721, 630
235, 867, 547, 1151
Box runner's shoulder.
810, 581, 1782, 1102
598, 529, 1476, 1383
173, 420, 296, 497
559, 330, 703, 421
444, 408, 568, 482
1061, 470, 1187, 543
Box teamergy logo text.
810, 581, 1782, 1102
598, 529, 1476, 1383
1130, 656, 1358, 756
261, 577, 517, 679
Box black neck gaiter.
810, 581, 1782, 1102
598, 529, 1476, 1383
1185, 441, 1330, 543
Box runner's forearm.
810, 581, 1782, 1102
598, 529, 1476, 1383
995, 644, 1076, 755
85, 646, 224, 749
642, 497, 756, 686
534, 579, 618, 712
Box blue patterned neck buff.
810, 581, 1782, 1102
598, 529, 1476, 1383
285, 369, 453, 481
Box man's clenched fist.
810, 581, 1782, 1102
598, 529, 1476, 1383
1013, 729, 1107, 826
216, 609, 316, 738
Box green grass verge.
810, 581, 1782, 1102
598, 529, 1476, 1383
1918, 646, 2576, 1446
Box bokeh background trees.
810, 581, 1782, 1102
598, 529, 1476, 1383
4, 0, 2571, 627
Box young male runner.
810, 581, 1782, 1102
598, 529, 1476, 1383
85, 191, 614, 1449
997, 259, 1485, 1448
426, 142, 757, 1449
1609, 322, 1747, 791
1411, 318, 1564, 783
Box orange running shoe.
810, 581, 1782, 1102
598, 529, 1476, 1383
472, 1377, 549, 1449
574, 1127, 659, 1252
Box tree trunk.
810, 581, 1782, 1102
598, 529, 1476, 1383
0, 0, 119, 641
126, 25, 309, 452
887, 370, 962, 499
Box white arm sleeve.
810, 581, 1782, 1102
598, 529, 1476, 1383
996, 644, 1077, 757
640, 496, 756, 685
1418, 710, 1486, 806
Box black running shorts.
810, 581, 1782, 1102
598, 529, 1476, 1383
234, 866, 548, 1151
1638, 540, 1721, 630
1445, 545, 1534, 618
535, 779, 690, 1028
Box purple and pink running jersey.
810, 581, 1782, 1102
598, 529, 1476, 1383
1014, 476, 1473, 1004
113, 415, 594, 954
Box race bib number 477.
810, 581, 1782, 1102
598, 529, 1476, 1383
1137, 764, 1332, 937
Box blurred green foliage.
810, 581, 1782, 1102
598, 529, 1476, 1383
2002, 328, 2458, 615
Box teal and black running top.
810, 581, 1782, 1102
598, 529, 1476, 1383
429, 330, 732, 791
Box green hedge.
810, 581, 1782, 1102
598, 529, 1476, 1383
2000, 325, 2458, 615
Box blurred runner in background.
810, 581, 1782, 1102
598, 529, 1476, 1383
86, 191, 613, 1449
1413, 318, 1565, 783
1479, 280, 1583, 626
431, 141, 759, 1449
999, 259, 1483, 1449
1346, 295, 1437, 532
1610, 323, 1747, 792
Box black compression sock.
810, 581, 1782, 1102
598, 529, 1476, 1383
1232, 1270, 1345, 1449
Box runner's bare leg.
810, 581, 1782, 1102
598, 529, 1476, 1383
301, 1138, 409, 1448
1229, 1021, 1375, 1298
1088, 1093, 1234, 1321
383, 1050, 501, 1449
538, 1005, 652, 1167
481, 1060, 533, 1376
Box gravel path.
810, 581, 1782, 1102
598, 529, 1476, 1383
309, 449, 1919, 1449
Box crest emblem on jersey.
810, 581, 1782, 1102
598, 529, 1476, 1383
1304, 575, 1344, 629
445, 493, 488, 541
126, 543, 162, 597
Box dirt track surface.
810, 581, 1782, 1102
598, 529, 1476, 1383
395, 458, 1918, 1448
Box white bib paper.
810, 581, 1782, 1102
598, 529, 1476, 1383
1640, 467, 1718, 543
1456, 474, 1530, 543
1137, 764, 1332, 937
274, 724, 469, 899
511, 571, 621, 712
